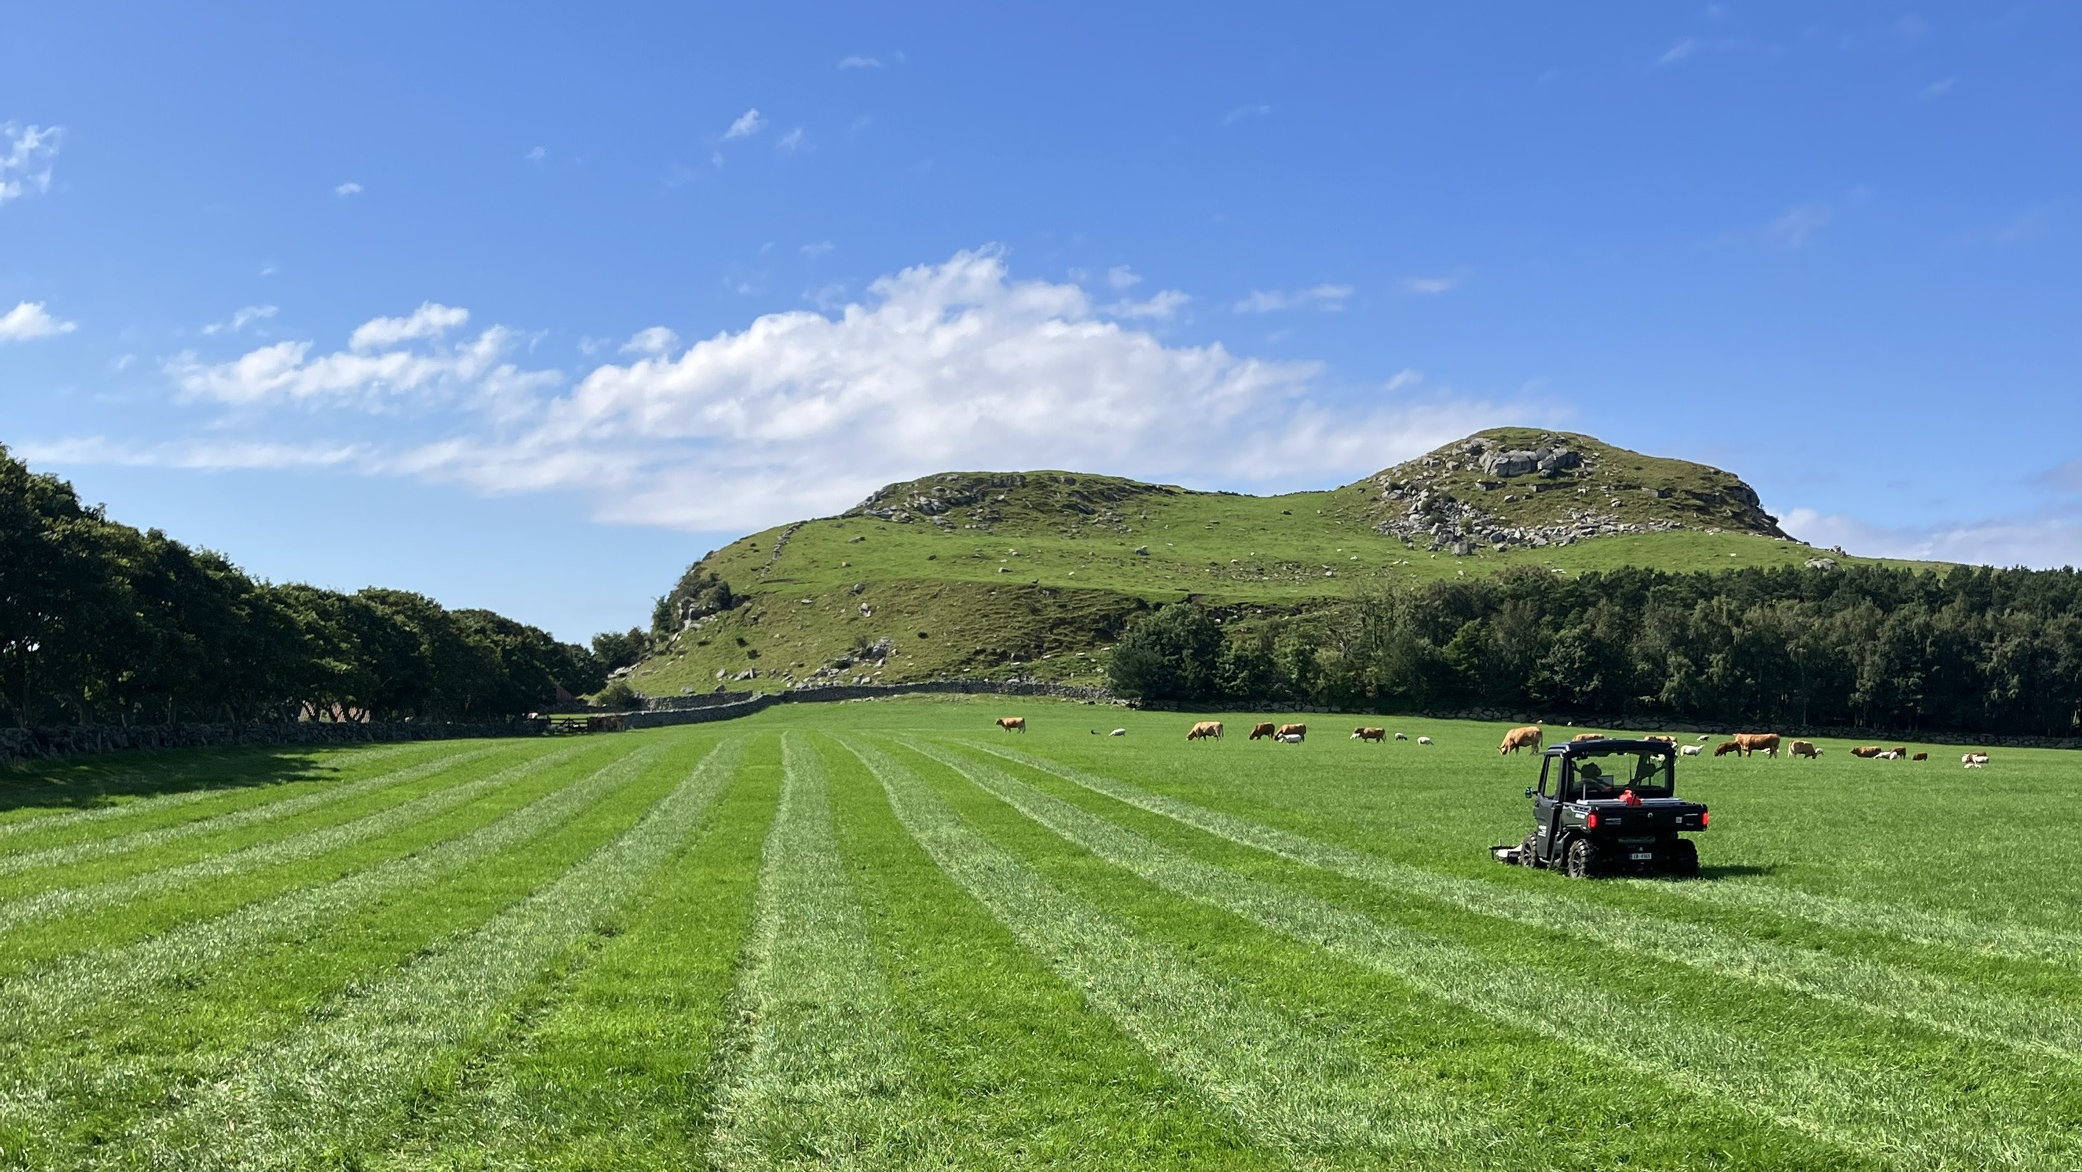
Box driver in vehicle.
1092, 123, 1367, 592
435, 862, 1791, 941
1576, 761, 1612, 797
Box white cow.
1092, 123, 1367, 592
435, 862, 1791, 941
1680, 744, 1702, 756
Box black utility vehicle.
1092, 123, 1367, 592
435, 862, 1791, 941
1490, 739, 1707, 877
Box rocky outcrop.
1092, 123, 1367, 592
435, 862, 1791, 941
851, 472, 1171, 533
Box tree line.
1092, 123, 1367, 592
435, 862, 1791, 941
1109, 562, 2082, 738
2, 446, 625, 729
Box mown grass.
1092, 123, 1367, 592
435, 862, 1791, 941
0, 698, 2074, 1169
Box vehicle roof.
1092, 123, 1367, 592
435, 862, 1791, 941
1542, 738, 1678, 759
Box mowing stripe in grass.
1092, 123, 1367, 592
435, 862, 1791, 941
0, 743, 434, 842
0, 742, 514, 875
370, 736, 779, 1172
929, 740, 2079, 1172
118, 736, 744, 1172
0, 736, 670, 1038
704, 733, 924, 1170
0, 741, 598, 935
955, 741, 2082, 1061
845, 736, 1504, 1166
1647, 877, 2082, 968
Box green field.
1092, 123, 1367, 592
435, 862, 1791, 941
1, 699, 2076, 1170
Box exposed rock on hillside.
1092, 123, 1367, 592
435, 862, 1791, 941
1354, 429, 1789, 555
850, 471, 1176, 535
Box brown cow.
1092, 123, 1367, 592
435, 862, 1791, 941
1499, 726, 1544, 755
1644, 735, 1677, 745
1277, 723, 1307, 741
1911, 752, 1928, 761
1891, 747, 1909, 757
1851, 746, 1883, 758
1734, 733, 1781, 758
1186, 720, 1223, 741
1789, 739, 1821, 759
1712, 740, 1742, 757
1248, 722, 1277, 740
1353, 726, 1387, 742
1571, 732, 1606, 742
996, 717, 1026, 733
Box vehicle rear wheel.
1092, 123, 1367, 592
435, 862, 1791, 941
1564, 837, 1603, 879
1666, 838, 1700, 878
1517, 834, 1540, 866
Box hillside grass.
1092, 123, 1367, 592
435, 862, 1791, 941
0, 701, 2075, 1169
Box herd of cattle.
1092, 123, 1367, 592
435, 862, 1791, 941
995, 715, 1990, 766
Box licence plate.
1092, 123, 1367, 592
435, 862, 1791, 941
1629, 851, 1654, 861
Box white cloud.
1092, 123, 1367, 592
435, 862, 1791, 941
837, 55, 883, 69
725, 108, 768, 139
525, 145, 547, 162
1402, 274, 1460, 295
1922, 76, 1957, 99
1782, 507, 2082, 570
0, 122, 62, 206
0, 301, 76, 342
801, 241, 834, 258
1105, 290, 1190, 320
76, 250, 1525, 532
202, 304, 279, 336
334, 181, 364, 197
1762, 203, 1833, 248
1106, 265, 1142, 290
1384, 369, 1423, 392
620, 326, 680, 356
776, 127, 807, 153
1233, 284, 1353, 313
1222, 104, 1272, 126
1657, 38, 1697, 65
350, 302, 469, 351
17, 435, 368, 472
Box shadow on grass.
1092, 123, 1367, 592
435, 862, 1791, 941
0, 744, 371, 816
1697, 863, 1778, 880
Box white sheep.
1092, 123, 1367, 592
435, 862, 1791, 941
1417, 736, 1433, 745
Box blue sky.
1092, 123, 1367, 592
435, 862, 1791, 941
3, 2, 2076, 641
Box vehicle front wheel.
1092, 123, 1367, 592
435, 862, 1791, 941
1564, 838, 1603, 879
1518, 834, 1540, 866
1666, 838, 1700, 878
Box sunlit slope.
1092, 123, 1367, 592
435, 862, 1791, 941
631, 433, 1924, 696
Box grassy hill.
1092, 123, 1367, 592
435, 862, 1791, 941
624, 429, 1910, 699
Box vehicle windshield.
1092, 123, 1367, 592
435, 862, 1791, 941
1566, 752, 1673, 800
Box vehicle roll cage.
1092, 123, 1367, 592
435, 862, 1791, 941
1532, 739, 1678, 802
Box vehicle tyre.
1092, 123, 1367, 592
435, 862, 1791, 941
1666, 838, 1700, 878
1517, 834, 1540, 866
1564, 837, 1603, 879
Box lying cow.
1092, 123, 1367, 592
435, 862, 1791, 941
1571, 732, 1606, 742
1186, 720, 1224, 741
996, 717, 1026, 733
1277, 723, 1307, 741
1790, 740, 1821, 759
1248, 722, 1277, 741
1644, 735, 1677, 745
1911, 751, 1926, 761
1680, 744, 1702, 756
1851, 746, 1883, 759
1353, 727, 1387, 742
1877, 750, 1902, 760
1498, 726, 1543, 755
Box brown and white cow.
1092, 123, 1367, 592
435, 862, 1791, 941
1248, 722, 1277, 740
1186, 720, 1224, 741
996, 716, 1026, 733
1499, 726, 1544, 755
1353, 726, 1387, 742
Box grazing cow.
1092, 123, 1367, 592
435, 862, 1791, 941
1499, 726, 1544, 755
1713, 741, 1742, 757
1911, 751, 1926, 761
1353, 726, 1387, 742
1393, 732, 1408, 741
1851, 746, 1883, 759
1278, 732, 1304, 743
1734, 733, 1781, 758
1248, 722, 1277, 741
1571, 732, 1606, 742
1186, 720, 1224, 741
1790, 740, 1821, 759
1644, 735, 1677, 745
1680, 744, 1702, 756
996, 717, 1026, 734
1962, 752, 1990, 767
1416, 736, 1433, 745
1277, 723, 1307, 741
1892, 747, 1909, 757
